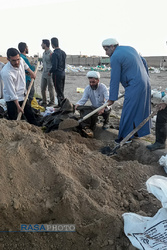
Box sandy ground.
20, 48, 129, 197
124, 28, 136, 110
35, 68, 167, 104
0, 68, 167, 250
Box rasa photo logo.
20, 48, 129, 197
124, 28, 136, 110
20, 224, 76, 232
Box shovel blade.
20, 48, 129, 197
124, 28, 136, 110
100, 145, 120, 156
58, 118, 79, 130
100, 146, 113, 155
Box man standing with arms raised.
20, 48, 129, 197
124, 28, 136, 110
41, 39, 55, 106
49, 37, 66, 107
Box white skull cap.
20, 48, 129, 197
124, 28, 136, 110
86, 71, 100, 79
102, 38, 119, 46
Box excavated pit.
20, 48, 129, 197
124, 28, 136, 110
0, 118, 166, 250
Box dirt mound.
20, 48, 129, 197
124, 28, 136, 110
0, 119, 166, 249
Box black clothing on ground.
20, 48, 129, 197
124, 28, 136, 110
41, 98, 75, 133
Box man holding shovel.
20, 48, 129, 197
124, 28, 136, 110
1, 48, 39, 125
102, 38, 151, 144
75, 71, 110, 138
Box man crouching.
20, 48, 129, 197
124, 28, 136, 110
75, 71, 110, 138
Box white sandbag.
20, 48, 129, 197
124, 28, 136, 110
162, 95, 167, 102
152, 91, 162, 100
159, 155, 167, 174
65, 64, 86, 73
149, 67, 160, 74
123, 175, 167, 250
123, 208, 167, 250
151, 90, 163, 104
146, 175, 167, 208
151, 89, 157, 96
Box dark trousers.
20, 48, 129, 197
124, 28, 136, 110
6, 100, 38, 126
26, 80, 34, 102
156, 106, 167, 144
77, 106, 111, 131
52, 73, 65, 106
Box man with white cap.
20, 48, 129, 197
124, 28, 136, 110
102, 38, 151, 144
75, 71, 110, 137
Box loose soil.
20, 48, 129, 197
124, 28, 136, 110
0, 69, 167, 250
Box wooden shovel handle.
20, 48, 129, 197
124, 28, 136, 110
107, 109, 158, 156
78, 102, 109, 123
78, 93, 125, 123
17, 61, 39, 121
120, 110, 158, 147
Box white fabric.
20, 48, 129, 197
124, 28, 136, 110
159, 154, 167, 173
76, 82, 109, 108
1, 57, 29, 102
86, 71, 100, 79
0, 62, 4, 99
123, 175, 167, 250
102, 38, 119, 46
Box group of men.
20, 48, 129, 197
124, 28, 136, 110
41, 38, 66, 107
76, 38, 167, 150
0, 37, 66, 125
0, 37, 166, 151
19, 38, 66, 107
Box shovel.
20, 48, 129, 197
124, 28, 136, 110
17, 62, 39, 121
101, 109, 158, 156
58, 93, 125, 130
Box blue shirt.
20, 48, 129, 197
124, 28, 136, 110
20, 54, 35, 82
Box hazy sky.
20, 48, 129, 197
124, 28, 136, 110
0, 0, 167, 57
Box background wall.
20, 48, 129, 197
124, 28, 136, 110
1, 55, 167, 68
